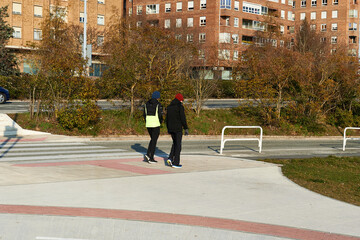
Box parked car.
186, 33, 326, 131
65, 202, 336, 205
0, 87, 10, 104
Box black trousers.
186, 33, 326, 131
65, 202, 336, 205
147, 127, 160, 160
169, 131, 183, 166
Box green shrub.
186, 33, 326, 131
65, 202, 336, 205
57, 102, 101, 130
327, 108, 354, 128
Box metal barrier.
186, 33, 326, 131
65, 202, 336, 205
220, 126, 263, 154
343, 127, 360, 151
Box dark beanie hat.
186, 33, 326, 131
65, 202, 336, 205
152, 91, 160, 99
175, 93, 184, 101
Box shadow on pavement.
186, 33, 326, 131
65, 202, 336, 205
0, 113, 23, 158
131, 143, 168, 165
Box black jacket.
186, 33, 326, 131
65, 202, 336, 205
144, 98, 163, 124
166, 98, 188, 133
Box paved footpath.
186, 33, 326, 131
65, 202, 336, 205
0, 134, 359, 239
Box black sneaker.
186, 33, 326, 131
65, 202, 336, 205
167, 159, 173, 166
149, 159, 158, 163
144, 154, 151, 163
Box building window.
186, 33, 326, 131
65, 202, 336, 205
310, 24, 316, 30
333, 0, 338, 4
331, 36, 337, 44
301, 0, 306, 6
233, 34, 239, 44
200, 0, 207, 9
332, 10, 338, 18
97, 36, 104, 46
280, 25, 285, 34
234, 17, 239, 27
321, 11, 327, 19
199, 33, 206, 43
349, 36, 357, 44
200, 16, 206, 26
97, 15, 105, 25
34, 29, 42, 40
187, 34, 193, 42
331, 23, 338, 30
147, 4, 159, 14
89, 63, 107, 77
188, 1, 194, 10
50, 5, 67, 22
300, 12, 306, 20
12, 2, 22, 15
349, 22, 358, 30
165, 19, 170, 28
322, 0, 327, 4
137, 5, 143, 15
34, 5, 42, 17
220, 0, 231, 9
198, 50, 205, 59
219, 33, 231, 43
129, 8, 132, 16
234, 1, 239, 10
13, 27, 21, 39
288, 11, 294, 21
176, 2, 182, 12
349, 9, 358, 17
136, 21, 142, 27
261, 6, 268, 15
165, 3, 171, 12
233, 50, 239, 60
175, 34, 182, 40
98, 0, 105, 4
218, 50, 230, 60
321, 24, 327, 31
187, 18, 193, 27
349, 49, 356, 56
80, 12, 84, 22
176, 18, 182, 28
311, 0, 317, 6
281, 10, 285, 19
243, 2, 261, 15
311, 12, 316, 19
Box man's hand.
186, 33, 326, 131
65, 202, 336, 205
184, 129, 189, 136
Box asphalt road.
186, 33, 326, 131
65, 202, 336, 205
0, 99, 242, 114
86, 137, 360, 160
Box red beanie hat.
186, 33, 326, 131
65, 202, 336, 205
175, 93, 184, 101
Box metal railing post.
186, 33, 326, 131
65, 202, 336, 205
220, 126, 263, 154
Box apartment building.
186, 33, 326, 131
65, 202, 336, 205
126, 0, 295, 79
1, 0, 122, 75
2, 0, 359, 78
295, 0, 360, 56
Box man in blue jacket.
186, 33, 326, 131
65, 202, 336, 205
144, 91, 163, 163
166, 93, 189, 168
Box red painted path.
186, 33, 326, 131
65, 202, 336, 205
0, 204, 358, 240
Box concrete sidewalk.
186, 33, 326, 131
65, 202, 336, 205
0, 151, 359, 239
0, 114, 359, 239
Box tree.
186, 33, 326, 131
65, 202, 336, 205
189, 43, 219, 117
233, 18, 360, 127
291, 20, 359, 122
26, 1, 100, 129
0, 6, 19, 76
101, 16, 194, 119
27, 3, 88, 118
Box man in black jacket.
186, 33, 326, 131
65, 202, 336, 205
166, 93, 189, 168
144, 91, 163, 163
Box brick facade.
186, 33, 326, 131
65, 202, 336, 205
1, 0, 359, 76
